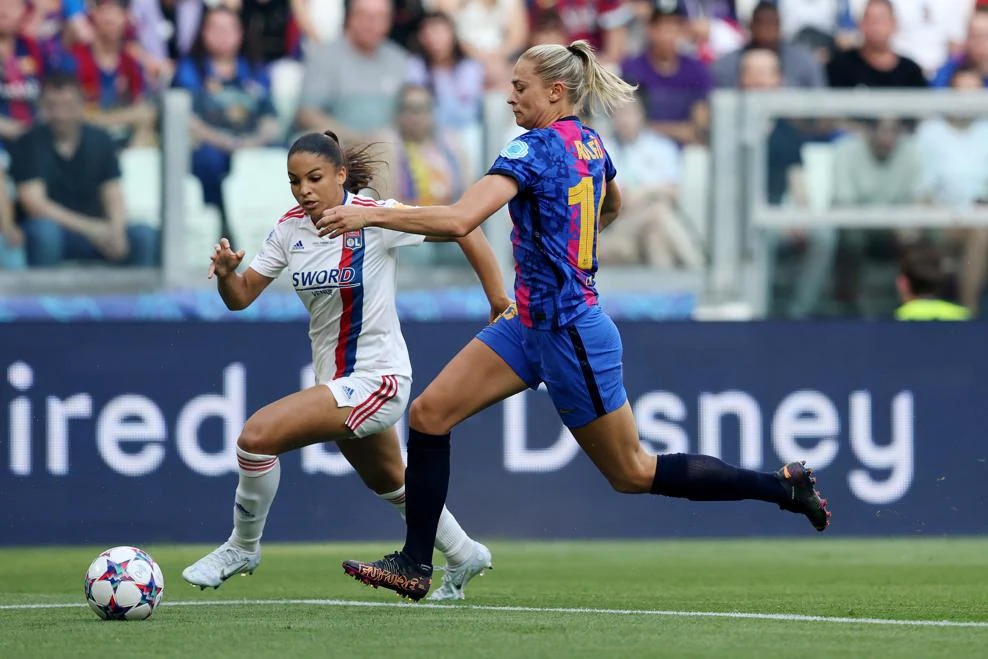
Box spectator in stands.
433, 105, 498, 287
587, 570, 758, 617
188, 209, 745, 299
682, 0, 744, 64
831, 116, 921, 315
72, 0, 157, 149
0, 0, 45, 149
597, 95, 702, 270
915, 66, 988, 315
887, 0, 971, 79
389, 0, 428, 51
393, 84, 466, 206
22, 0, 92, 72
833, 117, 920, 206
529, 7, 568, 47
406, 11, 484, 176
10, 73, 158, 266
392, 83, 468, 265
711, 1, 826, 89
296, 0, 408, 145
0, 162, 26, 269
526, 0, 633, 65
621, 3, 711, 146
895, 244, 970, 320
129, 0, 205, 87
792, 26, 839, 67
778, 0, 857, 52
625, 0, 658, 58
434, 0, 528, 88
745, 48, 837, 319
826, 0, 926, 88
174, 6, 281, 231
932, 8, 988, 88
241, 0, 295, 64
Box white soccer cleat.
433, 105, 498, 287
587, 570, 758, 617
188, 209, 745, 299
181, 542, 261, 590
428, 541, 492, 601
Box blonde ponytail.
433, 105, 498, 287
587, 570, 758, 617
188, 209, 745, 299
521, 40, 637, 117
565, 41, 637, 116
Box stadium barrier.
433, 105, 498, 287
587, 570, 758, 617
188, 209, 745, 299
1, 320, 985, 544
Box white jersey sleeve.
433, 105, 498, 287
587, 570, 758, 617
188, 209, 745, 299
377, 198, 426, 250
249, 224, 290, 278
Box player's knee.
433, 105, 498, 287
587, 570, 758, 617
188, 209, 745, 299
237, 416, 276, 456
408, 395, 451, 435
606, 464, 653, 494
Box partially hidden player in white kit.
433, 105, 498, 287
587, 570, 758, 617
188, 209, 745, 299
182, 130, 511, 600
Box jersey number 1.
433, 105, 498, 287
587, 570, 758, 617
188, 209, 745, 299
568, 176, 604, 270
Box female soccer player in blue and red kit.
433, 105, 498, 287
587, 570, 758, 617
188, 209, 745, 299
319, 40, 831, 601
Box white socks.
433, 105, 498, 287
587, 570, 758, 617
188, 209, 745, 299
378, 486, 474, 567
229, 447, 281, 553
226, 452, 472, 564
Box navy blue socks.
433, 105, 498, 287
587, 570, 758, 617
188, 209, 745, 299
650, 453, 788, 504
401, 428, 451, 567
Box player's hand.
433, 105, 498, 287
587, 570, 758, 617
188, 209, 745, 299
316, 206, 372, 238
208, 237, 245, 279
489, 296, 513, 323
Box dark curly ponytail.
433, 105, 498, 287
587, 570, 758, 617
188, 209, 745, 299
287, 131, 386, 194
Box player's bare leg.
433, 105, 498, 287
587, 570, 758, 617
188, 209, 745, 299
570, 402, 831, 531
183, 386, 355, 589
343, 339, 525, 600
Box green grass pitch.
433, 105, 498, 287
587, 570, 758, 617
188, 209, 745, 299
1, 538, 986, 658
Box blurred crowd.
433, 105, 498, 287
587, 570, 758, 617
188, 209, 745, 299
1, 0, 987, 318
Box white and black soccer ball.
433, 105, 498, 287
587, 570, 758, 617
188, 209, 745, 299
84, 546, 164, 620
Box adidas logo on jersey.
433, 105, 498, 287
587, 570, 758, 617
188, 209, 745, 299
291, 240, 305, 251
342, 385, 355, 400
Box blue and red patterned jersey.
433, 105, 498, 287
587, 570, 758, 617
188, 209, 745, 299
488, 116, 616, 330
0, 35, 45, 127
72, 43, 145, 110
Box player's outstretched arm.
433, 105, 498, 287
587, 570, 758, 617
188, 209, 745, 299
454, 228, 512, 321
208, 238, 274, 310
599, 179, 622, 231
317, 175, 518, 239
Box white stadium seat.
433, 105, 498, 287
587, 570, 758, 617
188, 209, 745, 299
118, 147, 221, 270
119, 147, 162, 229
223, 148, 296, 253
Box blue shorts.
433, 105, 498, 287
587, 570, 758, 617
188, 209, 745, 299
476, 304, 627, 428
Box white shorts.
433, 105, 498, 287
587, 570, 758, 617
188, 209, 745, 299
324, 374, 411, 438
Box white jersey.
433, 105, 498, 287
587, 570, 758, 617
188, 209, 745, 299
249, 192, 424, 383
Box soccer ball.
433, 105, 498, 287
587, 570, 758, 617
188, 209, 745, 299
84, 546, 164, 620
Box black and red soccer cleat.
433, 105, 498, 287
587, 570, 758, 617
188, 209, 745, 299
342, 551, 433, 601
776, 461, 831, 531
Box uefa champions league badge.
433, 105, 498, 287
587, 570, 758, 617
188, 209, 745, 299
344, 230, 363, 250
500, 140, 529, 160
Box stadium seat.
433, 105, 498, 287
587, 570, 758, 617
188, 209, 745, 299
680, 145, 711, 250
223, 149, 297, 252
230, 147, 291, 180
269, 59, 305, 139
119, 147, 162, 229
184, 177, 222, 270
801, 142, 837, 212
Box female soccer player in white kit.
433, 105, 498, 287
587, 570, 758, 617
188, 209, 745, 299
181, 131, 509, 601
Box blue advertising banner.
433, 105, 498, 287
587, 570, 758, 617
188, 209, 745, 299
1, 321, 985, 545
